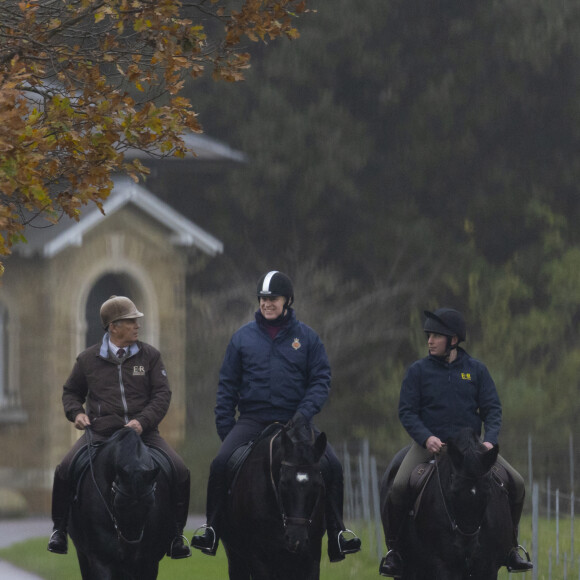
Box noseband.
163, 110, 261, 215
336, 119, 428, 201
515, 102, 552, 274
111, 480, 157, 543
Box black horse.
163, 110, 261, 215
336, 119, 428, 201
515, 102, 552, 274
68, 428, 173, 580
380, 428, 513, 580
222, 425, 327, 580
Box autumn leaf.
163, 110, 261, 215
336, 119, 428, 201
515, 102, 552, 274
0, 0, 313, 272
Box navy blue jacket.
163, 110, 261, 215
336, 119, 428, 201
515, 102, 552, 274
215, 309, 331, 441
398, 347, 502, 447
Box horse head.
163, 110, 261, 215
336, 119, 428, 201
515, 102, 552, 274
111, 429, 160, 543
277, 426, 326, 554
443, 428, 499, 536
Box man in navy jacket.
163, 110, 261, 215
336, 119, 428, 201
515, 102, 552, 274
380, 308, 532, 577
192, 271, 361, 562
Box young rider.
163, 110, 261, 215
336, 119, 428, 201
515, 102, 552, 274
380, 308, 532, 577
191, 271, 361, 563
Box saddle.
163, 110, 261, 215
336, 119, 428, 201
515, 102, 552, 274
225, 423, 283, 490
69, 433, 175, 501
225, 422, 331, 494
408, 458, 510, 518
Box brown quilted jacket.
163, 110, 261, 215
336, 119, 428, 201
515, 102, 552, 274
62, 339, 171, 436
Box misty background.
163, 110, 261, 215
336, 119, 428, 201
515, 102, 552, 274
141, 0, 580, 510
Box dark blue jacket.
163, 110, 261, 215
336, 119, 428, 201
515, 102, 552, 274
398, 347, 502, 447
215, 309, 331, 441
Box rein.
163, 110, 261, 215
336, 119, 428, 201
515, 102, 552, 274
435, 454, 485, 538
85, 427, 151, 544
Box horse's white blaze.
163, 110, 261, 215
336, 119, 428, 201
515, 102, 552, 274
296, 472, 309, 483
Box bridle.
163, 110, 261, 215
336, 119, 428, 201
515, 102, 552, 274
435, 454, 489, 538
85, 427, 155, 544
269, 433, 324, 529
110, 479, 156, 544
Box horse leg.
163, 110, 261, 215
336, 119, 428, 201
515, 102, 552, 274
430, 560, 463, 580
225, 548, 251, 580
469, 564, 500, 580
134, 561, 160, 580
75, 551, 92, 580
290, 559, 320, 580
81, 558, 114, 580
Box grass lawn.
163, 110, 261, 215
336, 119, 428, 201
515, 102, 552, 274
0, 515, 576, 579
0, 527, 378, 580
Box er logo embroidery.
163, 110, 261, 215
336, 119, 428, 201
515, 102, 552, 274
133, 366, 146, 376
292, 338, 302, 350
461, 373, 472, 381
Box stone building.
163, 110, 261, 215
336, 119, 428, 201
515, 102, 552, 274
0, 134, 240, 513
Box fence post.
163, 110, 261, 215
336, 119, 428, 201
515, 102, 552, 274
343, 443, 354, 521
571, 491, 575, 566
571, 433, 575, 497
533, 482, 539, 580
547, 476, 551, 522
359, 439, 371, 523
528, 433, 533, 492
557, 489, 560, 564
571, 433, 575, 566
371, 456, 383, 562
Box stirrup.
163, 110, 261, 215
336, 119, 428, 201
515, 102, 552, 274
168, 534, 191, 559
192, 524, 217, 553
379, 549, 403, 578
506, 545, 532, 572
47, 530, 68, 555
337, 528, 361, 554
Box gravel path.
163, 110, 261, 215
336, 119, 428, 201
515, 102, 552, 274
0, 518, 50, 579
0, 515, 205, 579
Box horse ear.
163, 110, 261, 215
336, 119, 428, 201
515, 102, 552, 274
281, 427, 294, 455
313, 432, 327, 462
144, 466, 160, 485
482, 444, 499, 471
447, 441, 464, 469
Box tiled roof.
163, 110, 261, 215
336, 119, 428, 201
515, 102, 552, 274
13, 175, 224, 258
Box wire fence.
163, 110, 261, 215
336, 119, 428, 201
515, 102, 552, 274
341, 435, 580, 580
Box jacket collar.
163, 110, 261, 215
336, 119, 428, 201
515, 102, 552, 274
428, 346, 467, 366
99, 333, 140, 359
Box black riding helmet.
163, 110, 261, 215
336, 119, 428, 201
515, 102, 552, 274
424, 308, 466, 357
256, 271, 294, 308
423, 308, 466, 341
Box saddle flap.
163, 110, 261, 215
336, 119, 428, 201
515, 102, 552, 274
226, 423, 283, 491
70, 444, 100, 501
409, 461, 435, 492
409, 461, 435, 519
491, 462, 510, 493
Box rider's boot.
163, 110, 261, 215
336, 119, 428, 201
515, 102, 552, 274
47, 469, 69, 555
323, 459, 361, 562
191, 467, 224, 556
379, 544, 404, 577
506, 493, 533, 572
506, 544, 533, 573
167, 474, 192, 559
379, 497, 407, 577
505, 520, 532, 573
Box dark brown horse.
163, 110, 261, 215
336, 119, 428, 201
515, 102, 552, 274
380, 428, 513, 580
68, 428, 173, 580
222, 425, 327, 580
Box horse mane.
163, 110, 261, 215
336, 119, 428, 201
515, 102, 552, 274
280, 425, 327, 466
106, 428, 155, 472
446, 427, 498, 478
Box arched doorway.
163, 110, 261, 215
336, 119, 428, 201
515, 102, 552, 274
85, 274, 144, 347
